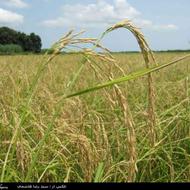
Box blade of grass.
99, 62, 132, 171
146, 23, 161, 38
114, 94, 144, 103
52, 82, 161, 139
94, 162, 104, 182
64, 167, 72, 183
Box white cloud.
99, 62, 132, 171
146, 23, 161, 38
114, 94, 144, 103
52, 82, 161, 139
43, 0, 140, 27
155, 24, 178, 30
42, 0, 178, 31
134, 19, 178, 30
2, 0, 28, 8
0, 8, 23, 24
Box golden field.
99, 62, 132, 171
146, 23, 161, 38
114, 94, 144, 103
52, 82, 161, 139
0, 52, 190, 182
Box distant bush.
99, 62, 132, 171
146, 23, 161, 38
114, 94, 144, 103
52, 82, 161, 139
40, 48, 67, 54
40, 48, 54, 54
0, 44, 23, 55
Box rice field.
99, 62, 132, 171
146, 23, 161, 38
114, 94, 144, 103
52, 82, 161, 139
0, 51, 190, 182
0, 20, 190, 182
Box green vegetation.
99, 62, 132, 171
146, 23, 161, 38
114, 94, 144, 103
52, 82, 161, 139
0, 44, 23, 55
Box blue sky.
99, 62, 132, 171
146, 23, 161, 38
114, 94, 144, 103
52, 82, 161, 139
0, 0, 190, 51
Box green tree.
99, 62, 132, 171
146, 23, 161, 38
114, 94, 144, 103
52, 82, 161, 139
0, 27, 18, 45
29, 33, 42, 53
0, 27, 42, 53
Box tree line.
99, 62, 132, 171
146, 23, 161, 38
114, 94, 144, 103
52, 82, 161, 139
0, 27, 42, 54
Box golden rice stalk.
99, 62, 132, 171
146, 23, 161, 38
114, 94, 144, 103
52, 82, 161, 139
84, 53, 118, 108
66, 133, 98, 182
92, 113, 113, 164
111, 74, 137, 182
85, 47, 136, 180
103, 20, 156, 64
47, 30, 97, 61
16, 139, 30, 174
82, 48, 115, 63
91, 51, 137, 180
48, 30, 117, 71
103, 19, 157, 147
88, 62, 116, 109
